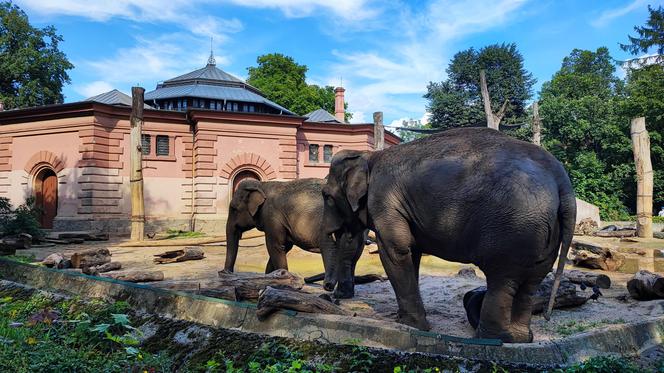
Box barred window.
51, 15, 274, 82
309, 144, 319, 163
141, 134, 151, 155
156, 135, 169, 156
323, 145, 333, 163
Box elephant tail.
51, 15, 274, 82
544, 181, 577, 321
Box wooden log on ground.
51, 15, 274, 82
627, 270, 664, 300
70, 248, 111, 269
42, 253, 65, 268
565, 269, 611, 289
1, 234, 32, 251
104, 270, 164, 283
153, 247, 204, 264
83, 262, 121, 275
217, 269, 304, 300
256, 286, 349, 320
569, 240, 625, 271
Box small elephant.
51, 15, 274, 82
224, 178, 364, 295
321, 128, 576, 343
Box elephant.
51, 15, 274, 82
321, 127, 576, 343
224, 178, 364, 295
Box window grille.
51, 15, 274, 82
309, 144, 319, 163
324, 145, 333, 162
141, 134, 151, 155
156, 135, 169, 156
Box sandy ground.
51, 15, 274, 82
20, 232, 664, 341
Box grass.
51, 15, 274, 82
553, 319, 626, 337
163, 229, 205, 239
1, 254, 36, 264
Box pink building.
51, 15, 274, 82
0, 58, 399, 234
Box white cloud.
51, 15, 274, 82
227, 0, 378, 21
74, 81, 115, 98
591, 0, 647, 28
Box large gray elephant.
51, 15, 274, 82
321, 128, 576, 343
224, 178, 363, 294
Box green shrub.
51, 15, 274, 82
556, 356, 640, 373
0, 197, 43, 239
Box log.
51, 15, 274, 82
104, 270, 164, 283
569, 241, 625, 271
83, 262, 121, 275
70, 248, 111, 269
594, 229, 636, 238
631, 117, 653, 238
565, 269, 611, 289
151, 280, 238, 301
153, 247, 204, 264
627, 270, 664, 300
256, 286, 349, 320
217, 269, 304, 300
42, 253, 65, 268
463, 274, 587, 329
1, 234, 32, 251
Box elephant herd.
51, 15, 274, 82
224, 127, 576, 343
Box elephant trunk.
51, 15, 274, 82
224, 221, 242, 272
333, 230, 364, 299
320, 232, 338, 292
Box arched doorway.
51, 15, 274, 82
34, 168, 58, 228
232, 169, 261, 193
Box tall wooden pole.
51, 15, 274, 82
532, 101, 541, 146
130, 87, 145, 241
631, 117, 653, 238
373, 111, 384, 150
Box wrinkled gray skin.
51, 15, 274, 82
224, 178, 363, 295
322, 128, 576, 343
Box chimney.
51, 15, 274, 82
334, 87, 345, 122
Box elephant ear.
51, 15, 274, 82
245, 186, 266, 217
345, 159, 368, 213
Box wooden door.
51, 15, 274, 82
36, 170, 58, 228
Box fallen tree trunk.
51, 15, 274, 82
70, 248, 111, 268
1, 233, 32, 252
153, 247, 204, 264
217, 269, 304, 300
627, 270, 664, 300
303, 273, 386, 284
41, 253, 66, 268
569, 241, 624, 271
565, 269, 611, 289
256, 286, 349, 321
104, 271, 164, 283
83, 262, 121, 275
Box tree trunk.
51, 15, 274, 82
631, 117, 653, 238
479, 70, 508, 130
627, 270, 664, 300
153, 247, 205, 264
104, 271, 164, 283
256, 286, 350, 321
70, 248, 111, 269
373, 111, 385, 150
130, 86, 145, 241
565, 269, 611, 289
83, 262, 121, 275
217, 269, 304, 300
569, 240, 625, 271
532, 101, 541, 146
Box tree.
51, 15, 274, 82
0, 2, 73, 109
540, 48, 633, 220
424, 43, 535, 130
247, 53, 351, 121
620, 5, 663, 65
396, 118, 430, 143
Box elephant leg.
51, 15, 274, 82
411, 248, 422, 287
265, 239, 290, 273
265, 258, 275, 274
477, 277, 518, 342
375, 224, 430, 331
509, 277, 542, 343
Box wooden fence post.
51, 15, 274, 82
373, 111, 384, 150
631, 117, 653, 238
130, 87, 145, 241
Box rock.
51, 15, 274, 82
42, 253, 66, 268
456, 267, 477, 278
575, 217, 599, 236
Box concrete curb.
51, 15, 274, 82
1, 259, 661, 366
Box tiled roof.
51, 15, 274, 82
304, 108, 342, 123
163, 64, 244, 84
84, 89, 153, 108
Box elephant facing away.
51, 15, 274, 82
224, 178, 364, 296
321, 127, 576, 343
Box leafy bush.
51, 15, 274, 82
555, 355, 640, 373
0, 197, 43, 239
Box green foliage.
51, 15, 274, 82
555, 355, 640, 373
396, 118, 431, 143
165, 228, 204, 239
619, 5, 664, 65
540, 47, 633, 220
247, 53, 352, 121
0, 1, 73, 109
425, 43, 535, 130
0, 197, 43, 239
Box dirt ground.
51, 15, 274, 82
21, 232, 664, 342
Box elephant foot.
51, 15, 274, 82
397, 312, 431, 331
509, 323, 534, 343
476, 325, 533, 343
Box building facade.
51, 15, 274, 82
0, 60, 399, 234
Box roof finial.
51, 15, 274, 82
207, 37, 216, 66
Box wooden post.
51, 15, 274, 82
532, 101, 541, 146
130, 87, 145, 241
373, 111, 384, 150
631, 117, 653, 238
479, 70, 508, 131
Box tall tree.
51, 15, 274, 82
424, 43, 535, 130
540, 47, 632, 220
619, 5, 664, 65
247, 53, 351, 121
0, 2, 73, 109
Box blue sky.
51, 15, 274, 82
15, 0, 662, 126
